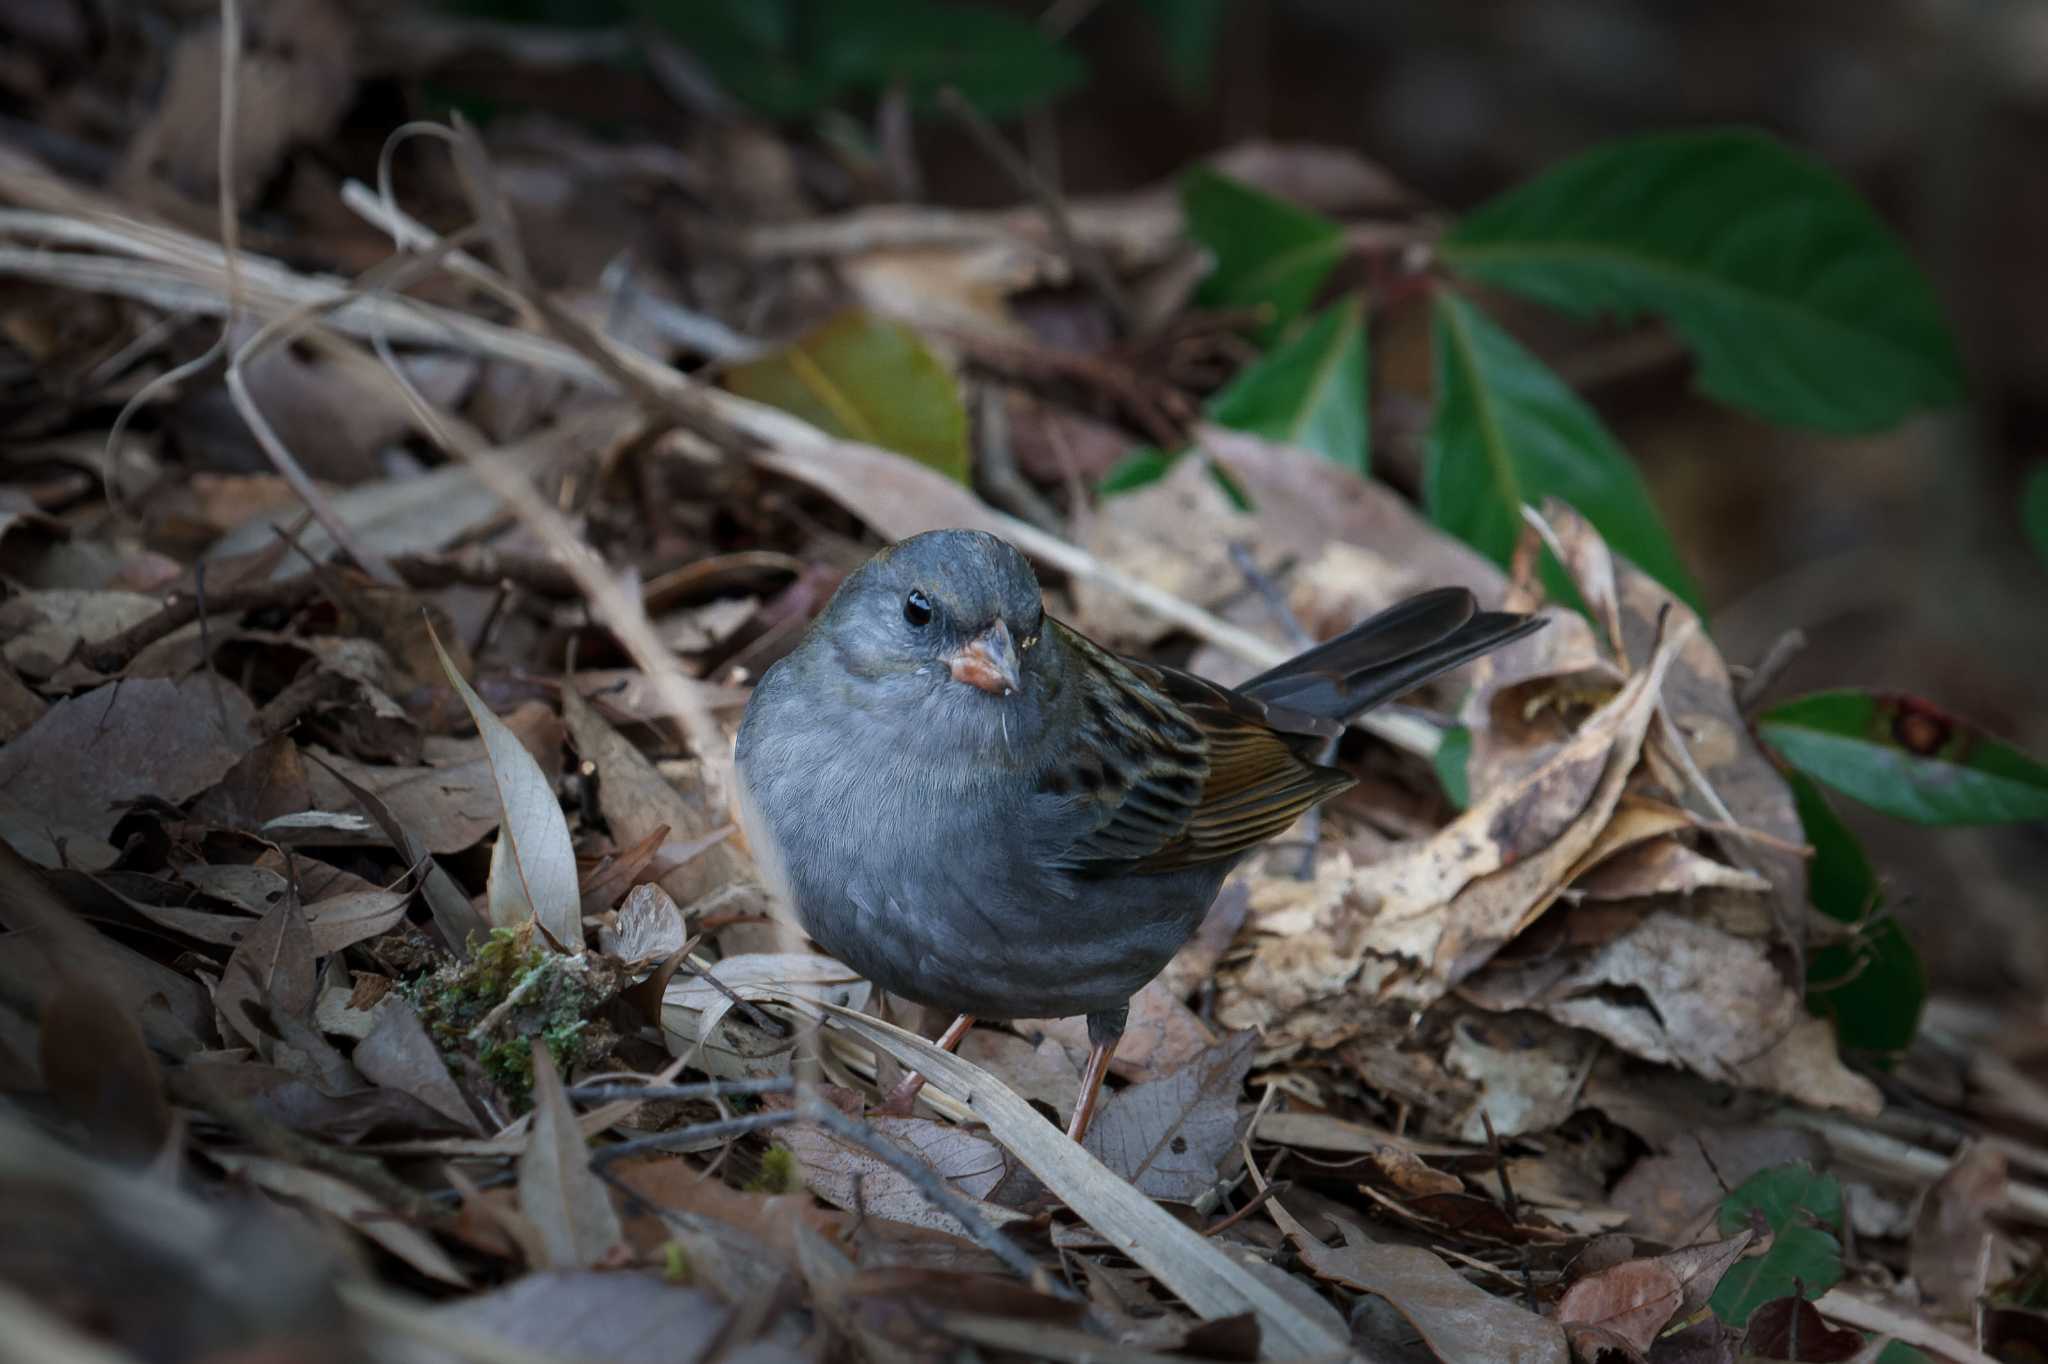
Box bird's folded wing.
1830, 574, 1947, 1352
1047, 621, 1354, 877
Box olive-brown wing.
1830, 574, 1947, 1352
1048, 620, 1353, 877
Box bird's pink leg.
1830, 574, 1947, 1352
1066, 1036, 1118, 1143
874, 1013, 974, 1116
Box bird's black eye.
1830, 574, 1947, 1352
903, 589, 933, 627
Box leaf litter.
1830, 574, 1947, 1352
0, 10, 2026, 1361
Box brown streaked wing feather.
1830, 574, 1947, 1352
1047, 619, 1354, 877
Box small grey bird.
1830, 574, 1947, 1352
734, 529, 1541, 1139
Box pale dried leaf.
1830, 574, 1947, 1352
602, 883, 688, 967
517, 1041, 624, 1269
426, 628, 578, 950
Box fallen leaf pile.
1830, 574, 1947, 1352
0, 6, 2036, 1363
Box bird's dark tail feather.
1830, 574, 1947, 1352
1238, 587, 1545, 723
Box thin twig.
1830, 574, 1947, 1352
565, 1077, 795, 1104
938, 86, 1133, 332
1738, 627, 1808, 713
672, 956, 790, 1039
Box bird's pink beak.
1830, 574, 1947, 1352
946, 619, 1021, 696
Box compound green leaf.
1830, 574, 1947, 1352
1442, 128, 1964, 431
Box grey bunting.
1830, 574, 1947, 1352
734, 529, 1544, 1141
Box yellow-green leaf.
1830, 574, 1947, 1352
725, 312, 970, 483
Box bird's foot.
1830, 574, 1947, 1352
873, 1069, 929, 1118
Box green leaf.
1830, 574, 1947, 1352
1442, 128, 1964, 432
1099, 446, 1174, 496
725, 311, 970, 482
1790, 771, 1925, 1053
1425, 291, 1700, 608
1207, 294, 1370, 474
1712, 1164, 1844, 1329
2025, 464, 2048, 573
1183, 168, 1345, 340
1760, 690, 2048, 825
1433, 725, 1472, 810
651, 0, 1084, 120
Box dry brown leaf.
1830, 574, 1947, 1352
781, 1116, 1033, 1234
1557, 1230, 1753, 1359
1070, 454, 1262, 648
300, 886, 410, 954
517, 1040, 624, 1270
1910, 1142, 2010, 1318
214, 898, 318, 1058
612, 1153, 840, 1259
821, 1004, 1347, 1357
1294, 1220, 1569, 1364
1080, 1030, 1255, 1204
1442, 1013, 1598, 1143
1022, 978, 1215, 1083
429, 1270, 730, 1364
1217, 622, 1683, 1046
217, 1153, 467, 1287
1527, 911, 1879, 1114
955, 1031, 1081, 1125
353, 995, 480, 1134
560, 679, 749, 908
1544, 501, 1807, 953
120, 0, 355, 208
39, 978, 172, 1163
1574, 838, 1772, 901
0, 674, 262, 869
1605, 1125, 1824, 1245
305, 749, 485, 951
1558, 1257, 1683, 1358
